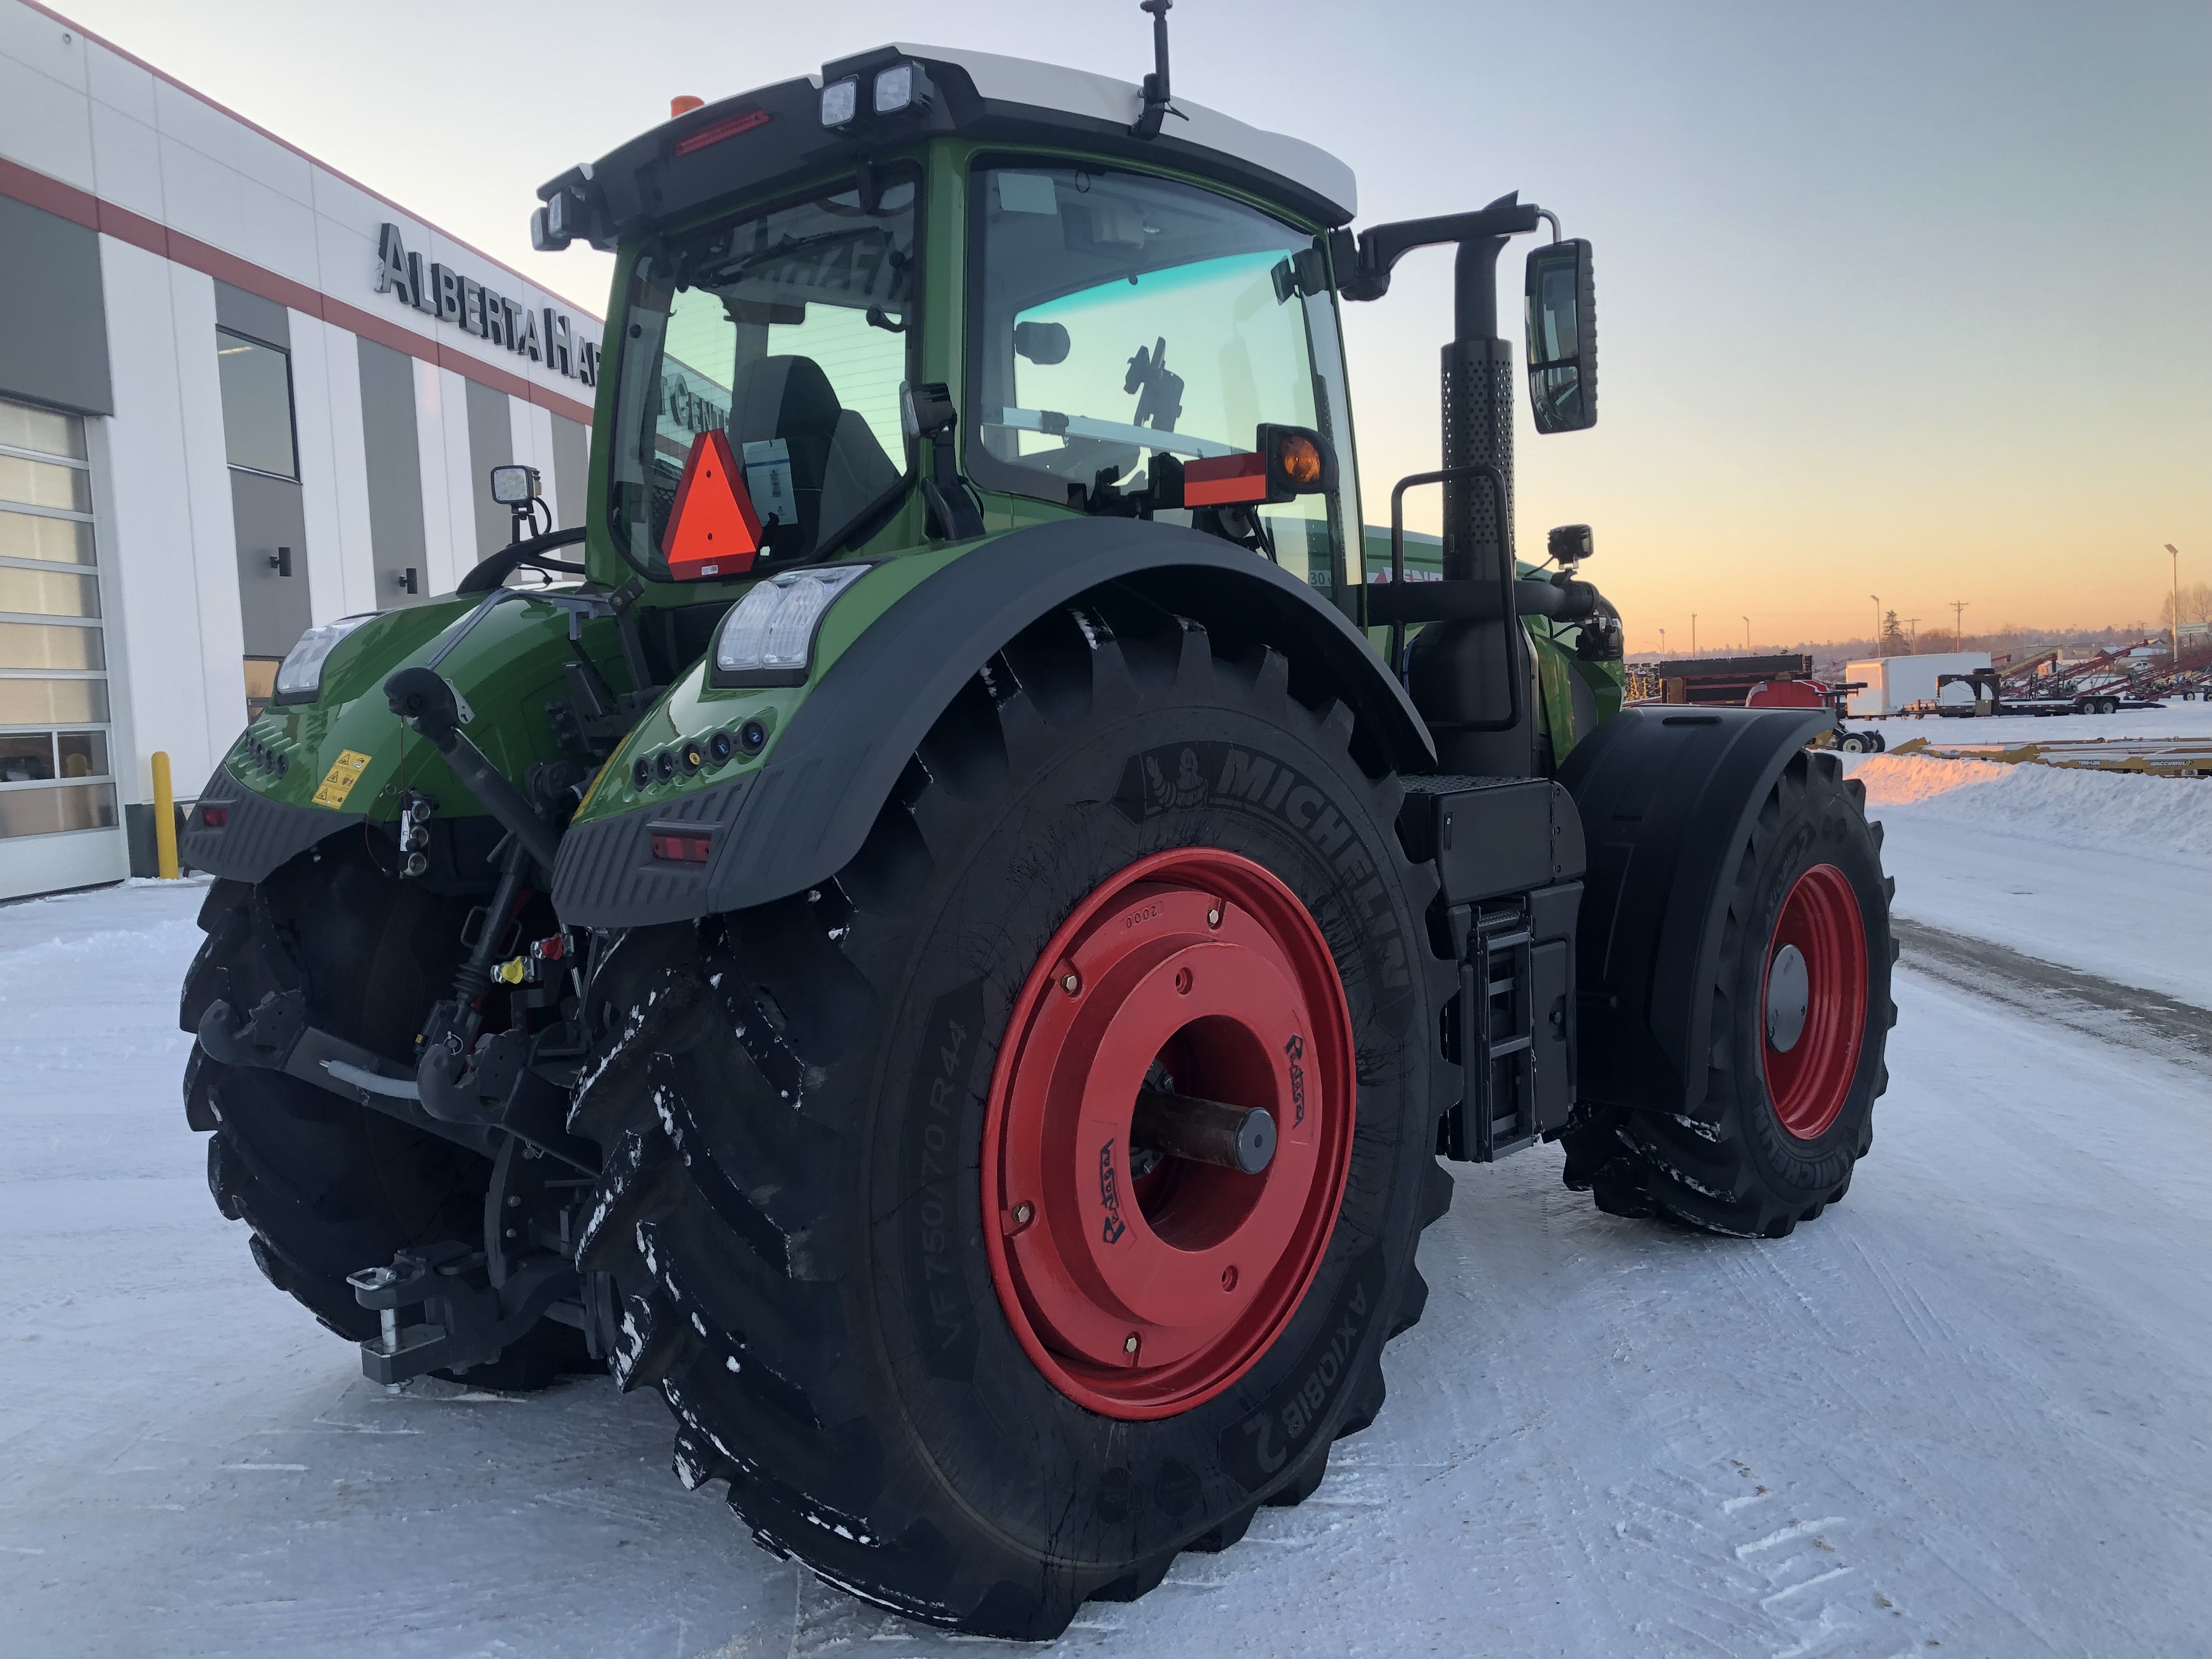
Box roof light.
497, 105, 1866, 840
820, 76, 859, 128
674, 108, 771, 156
873, 62, 925, 114
670, 95, 704, 117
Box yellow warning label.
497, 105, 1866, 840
312, 749, 372, 809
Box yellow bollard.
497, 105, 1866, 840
151, 750, 179, 880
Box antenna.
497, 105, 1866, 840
1132, 0, 1179, 140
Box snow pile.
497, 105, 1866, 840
1849, 752, 2211, 864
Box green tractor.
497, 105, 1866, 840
179, 8, 1893, 1637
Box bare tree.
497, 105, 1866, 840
2162, 582, 2212, 627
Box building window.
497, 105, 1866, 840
215, 329, 298, 479
0, 397, 115, 842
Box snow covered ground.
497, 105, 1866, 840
1842, 716, 2208, 1003
2, 737, 2207, 1658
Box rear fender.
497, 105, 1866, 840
551, 518, 1432, 927
1556, 706, 1834, 1117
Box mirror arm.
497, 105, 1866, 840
1534, 208, 1562, 244
1333, 196, 1543, 304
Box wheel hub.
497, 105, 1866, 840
981, 849, 1354, 1419
1760, 863, 1867, 1140
1764, 943, 1810, 1052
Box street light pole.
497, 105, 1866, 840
1870, 595, 1881, 658
2168, 543, 2182, 661
1742, 616, 1751, 651
1691, 614, 1698, 658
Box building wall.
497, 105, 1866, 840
0, 0, 603, 893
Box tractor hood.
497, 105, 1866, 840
534, 43, 1358, 254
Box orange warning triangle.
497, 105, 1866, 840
664, 429, 763, 582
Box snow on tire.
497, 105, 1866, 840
570, 601, 1457, 1638
180, 850, 589, 1390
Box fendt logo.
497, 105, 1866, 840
1098, 1137, 1127, 1244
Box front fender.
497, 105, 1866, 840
1556, 705, 1834, 1117
552, 518, 1431, 927
182, 595, 617, 885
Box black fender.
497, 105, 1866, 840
551, 517, 1434, 927
179, 761, 365, 883
1555, 705, 1834, 1118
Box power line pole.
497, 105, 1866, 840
1906, 616, 1920, 651
1691, 613, 1698, 658
1950, 600, 1968, 651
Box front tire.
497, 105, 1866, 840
1561, 750, 1896, 1236
573, 605, 1454, 1637
182, 847, 590, 1388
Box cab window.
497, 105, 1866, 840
967, 163, 1360, 592
606, 176, 917, 579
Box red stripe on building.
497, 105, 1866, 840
0, 155, 597, 428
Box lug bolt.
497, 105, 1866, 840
1061, 973, 1080, 996
1206, 907, 1222, 928
1012, 1201, 1034, 1227
1123, 1333, 1140, 1355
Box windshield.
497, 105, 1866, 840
607, 176, 918, 580
967, 163, 1361, 592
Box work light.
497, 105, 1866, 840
712, 565, 871, 686
819, 76, 859, 128
874, 62, 928, 114
273, 614, 376, 705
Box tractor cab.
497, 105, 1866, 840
542, 42, 1374, 602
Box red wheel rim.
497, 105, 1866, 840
980, 849, 1356, 1420
1760, 863, 1867, 1139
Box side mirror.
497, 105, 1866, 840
489, 464, 540, 506
1524, 239, 1596, 433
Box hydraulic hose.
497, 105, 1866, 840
384, 667, 562, 876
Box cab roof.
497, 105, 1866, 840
539, 42, 1358, 251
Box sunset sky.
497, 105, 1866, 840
54, 0, 2208, 650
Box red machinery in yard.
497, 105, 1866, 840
1640, 654, 1887, 752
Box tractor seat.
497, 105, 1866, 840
727, 354, 901, 559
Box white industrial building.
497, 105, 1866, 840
0, 0, 602, 900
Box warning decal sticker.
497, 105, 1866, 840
312, 749, 373, 809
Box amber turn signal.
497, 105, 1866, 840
1277, 432, 1323, 487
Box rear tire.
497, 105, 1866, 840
182, 846, 591, 1387
573, 605, 1455, 1637
1560, 751, 1895, 1237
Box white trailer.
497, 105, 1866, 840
1845, 652, 1993, 716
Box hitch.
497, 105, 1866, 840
348, 1243, 575, 1386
